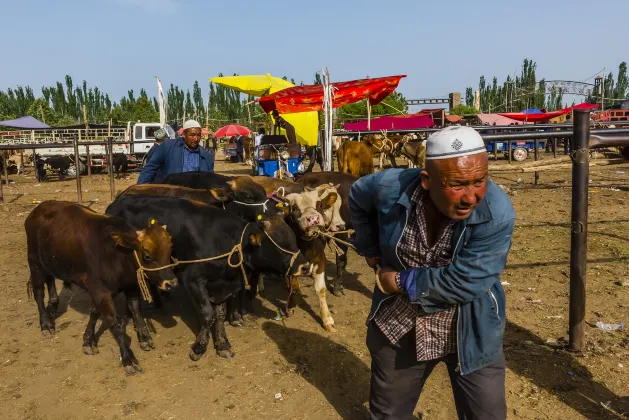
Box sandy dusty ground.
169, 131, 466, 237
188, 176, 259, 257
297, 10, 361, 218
1, 152, 629, 419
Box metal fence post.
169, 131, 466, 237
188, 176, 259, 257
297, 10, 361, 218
107, 137, 115, 201
0, 150, 5, 204
73, 136, 83, 202
534, 139, 539, 184
86, 144, 92, 180
2, 150, 8, 185
569, 109, 590, 353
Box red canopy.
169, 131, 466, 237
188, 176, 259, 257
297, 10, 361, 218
344, 111, 435, 131
214, 124, 251, 137
256, 75, 406, 114
499, 102, 600, 122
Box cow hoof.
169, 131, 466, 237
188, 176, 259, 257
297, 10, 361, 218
216, 349, 235, 359
324, 324, 336, 333
139, 340, 154, 351
82, 345, 99, 355
229, 320, 244, 328
41, 328, 55, 338
332, 288, 345, 297
124, 363, 144, 375
189, 349, 204, 361
242, 313, 257, 323
284, 307, 295, 317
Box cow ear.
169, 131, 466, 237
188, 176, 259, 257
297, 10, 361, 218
161, 224, 168, 231
321, 192, 338, 209
110, 232, 139, 249
226, 180, 237, 190
333, 183, 341, 190
248, 232, 263, 247
209, 187, 230, 201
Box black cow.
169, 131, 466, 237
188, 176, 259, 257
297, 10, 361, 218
112, 153, 128, 179
106, 195, 310, 360
41, 156, 72, 180
25, 200, 176, 374
163, 172, 272, 219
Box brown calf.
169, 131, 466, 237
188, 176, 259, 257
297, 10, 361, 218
25, 201, 176, 374
337, 141, 374, 177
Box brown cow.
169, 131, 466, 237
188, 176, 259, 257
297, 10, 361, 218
25, 201, 176, 374
243, 137, 254, 164
248, 176, 305, 196
399, 140, 427, 168
337, 141, 374, 176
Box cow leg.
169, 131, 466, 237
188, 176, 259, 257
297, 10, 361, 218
211, 302, 235, 359
30, 267, 56, 336
184, 279, 216, 361
285, 275, 302, 316
313, 267, 336, 332
257, 273, 265, 294
227, 293, 244, 327
45, 276, 60, 320
332, 244, 348, 296
82, 304, 100, 355
126, 292, 154, 351
389, 154, 397, 168
97, 292, 142, 375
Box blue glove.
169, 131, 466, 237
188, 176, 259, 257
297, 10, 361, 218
398, 270, 417, 300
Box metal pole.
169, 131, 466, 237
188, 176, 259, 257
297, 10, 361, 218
107, 137, 115, 201
569, 109, 590, 353
73, 136, 83, 203
86, 145, 92, 180
552, 137, 557, 159
534, 139, 539, 184
0, 151, 5, 204
508, 141, 512, 164
2, 151, 8, 185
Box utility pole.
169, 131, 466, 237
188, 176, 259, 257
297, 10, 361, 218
601, 67, 606, 112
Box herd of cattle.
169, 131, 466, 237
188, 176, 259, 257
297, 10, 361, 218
25, 170, 359, 374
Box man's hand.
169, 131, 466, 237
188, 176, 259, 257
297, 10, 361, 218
365, 257, 380, 270
378, 266, 401, 294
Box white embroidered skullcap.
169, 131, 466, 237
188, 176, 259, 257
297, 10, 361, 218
425, 126, 486, 160
182, 119, 201, 130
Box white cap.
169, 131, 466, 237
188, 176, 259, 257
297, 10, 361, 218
425, 126, 486, 160
183, 119, 201, 130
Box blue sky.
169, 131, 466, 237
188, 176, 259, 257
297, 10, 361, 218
2, 0, 628, 107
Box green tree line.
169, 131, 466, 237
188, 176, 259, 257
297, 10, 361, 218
464, 59, 629, 114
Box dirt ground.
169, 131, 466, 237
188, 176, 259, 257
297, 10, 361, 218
1, 151, 629, 420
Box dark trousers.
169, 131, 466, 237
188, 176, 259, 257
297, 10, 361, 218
367, 323, 506, 420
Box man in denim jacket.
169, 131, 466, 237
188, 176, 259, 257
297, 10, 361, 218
349, 126, 515, 420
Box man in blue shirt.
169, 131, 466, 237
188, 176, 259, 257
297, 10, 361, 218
137, 120, 214, 184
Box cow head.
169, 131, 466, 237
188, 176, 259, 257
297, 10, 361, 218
110, 219, 177, 292
224, 177, 272, 219
247, 217, 311, 277
314, 184, 345, 232
284, 189, 327, 236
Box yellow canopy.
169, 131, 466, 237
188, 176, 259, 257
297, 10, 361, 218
210, 74, 319, 146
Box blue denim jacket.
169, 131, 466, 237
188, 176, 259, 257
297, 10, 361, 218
137, 137, 214, 184
349, 168, 516, 375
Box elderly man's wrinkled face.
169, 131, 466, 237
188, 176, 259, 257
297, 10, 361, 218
183, 128, 202, 150
421, 153, 489, 220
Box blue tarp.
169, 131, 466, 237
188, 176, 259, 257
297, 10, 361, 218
0, 116, 51, 129
522, 108, 543, 115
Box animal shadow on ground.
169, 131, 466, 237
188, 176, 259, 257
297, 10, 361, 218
257, 273, 319, 326
263, 322, 371, 419
505, 321, 629, 419
325, 260, 373, 300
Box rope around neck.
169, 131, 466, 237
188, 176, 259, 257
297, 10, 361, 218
133, 224, 252, 302
232, 199, 269, 213
262, 230, 302, 277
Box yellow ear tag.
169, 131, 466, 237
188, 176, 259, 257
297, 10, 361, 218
150, 219, 156, 225
257, 214, 263, 221
276, 203, 283, 208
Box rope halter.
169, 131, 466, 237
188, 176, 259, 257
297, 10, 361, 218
232, 199, 269, 213
262, 230, 303, 278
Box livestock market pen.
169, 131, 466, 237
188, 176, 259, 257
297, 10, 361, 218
1, 114, 629, 419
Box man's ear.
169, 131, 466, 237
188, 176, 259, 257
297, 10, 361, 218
420, 170, 431, 190
110, 232, 140, 249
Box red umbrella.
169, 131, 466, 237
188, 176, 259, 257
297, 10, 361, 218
177, 127, 212, 135
214, 124, 252, 137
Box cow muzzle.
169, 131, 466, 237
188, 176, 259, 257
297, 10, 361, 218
158, 279, 178, 291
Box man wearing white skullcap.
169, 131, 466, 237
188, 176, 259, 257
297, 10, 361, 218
350, 125, 515, 419
138, 119, 214, 184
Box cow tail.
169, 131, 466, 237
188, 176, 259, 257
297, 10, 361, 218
26, 277, 33, 299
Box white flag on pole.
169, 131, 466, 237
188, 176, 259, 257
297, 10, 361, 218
155, 76, 167, 129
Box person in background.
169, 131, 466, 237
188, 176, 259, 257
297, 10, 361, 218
272, 110, 296, 143
211, 133, 218, 153
137, 119, 214, 184
254, 127, 265, 147
143, 127, 169, 183
235, 135, 245, 163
